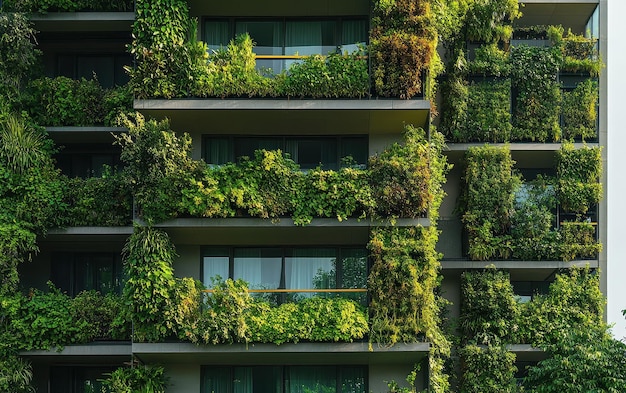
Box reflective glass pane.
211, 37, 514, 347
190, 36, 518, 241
340, 19, 368, 53
285, 248, 336, 292
285, 21, 336, 56
236, 21, 283, 55
285, 138, 337, 170
203, 367, 232, 393
233, 248, 282, 290
340, 367, 367, 393
205, 20, 231, 52
203, 248, 230, 287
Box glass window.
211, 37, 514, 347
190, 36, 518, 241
205, 20, 231, 52
50, 366, 115, 393
285, 248, 336, 293
285, 21, 336, 56
201, 366, 366, 393
203, 136, 367, 170
341, 20, 368, 53
203, 248, 230, 287
233, 248, 283, 290
57, 54, 130, 88
51, 253, 123, 296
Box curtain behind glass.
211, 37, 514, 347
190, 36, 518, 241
285, 249, 335, 298
204, 137, 232, 165
287, 366, 336, 393
205, 20, 231, 52
233, 248, 282, 290
233, 367, 253, 393
202, 367, 232, 393
340, 20, 367, 53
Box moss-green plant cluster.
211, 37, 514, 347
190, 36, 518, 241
100, 365, 168, 393
440, 22, 601, 143
21, 77, 133, 127
370, 0, 440, 99
1, 0, 133, 12
457, 267, 620, 391
116, 114, 443, 225
461, 144, 602, 261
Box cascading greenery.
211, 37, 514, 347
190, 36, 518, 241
461, 144, 602, 261
370, 0, 440, 99
1, 0, 134, 12
457, 267, 624, 391
100, 365, 169, 393
440, 16, 601, 143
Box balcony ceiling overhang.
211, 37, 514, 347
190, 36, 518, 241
135, 99, 431, 135
132, 342, 429, 365
441, 259, 599, 281
517, 2, 598, 34
30, 12, 135, 32
187, 0, 369, 17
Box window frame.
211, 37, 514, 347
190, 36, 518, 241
201, 134, 368, 170
51, 252, 124, 296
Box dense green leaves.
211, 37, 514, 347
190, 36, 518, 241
2, 0, 134, 12
100, 365, 168, 393
461, 144, 602, 261
0, 13, 39, 96
459, 344, 517, 393
459, 269, 519, 345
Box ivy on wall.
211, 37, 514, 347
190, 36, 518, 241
461, 144, 602, 261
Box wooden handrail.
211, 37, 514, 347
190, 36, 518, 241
203, 288, 367, 293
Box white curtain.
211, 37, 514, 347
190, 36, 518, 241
286, 249, 335, 297
234, 249, 281, 290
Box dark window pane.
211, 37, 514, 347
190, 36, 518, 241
77, 56, 115, 87
234, 137, 282, 161
202, 367, 232, 393
340, 137, 368, 168
286, 138, 337, 170
285, 21, 336, 56
341, 20, 368, 52
204, 137, 233, 165
340, 367, 367, 393
205, 20, 231, 51
287, 366, 336, 393
236, 21, 283, 55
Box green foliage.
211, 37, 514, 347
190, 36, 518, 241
443, 78, 512, 143
468, 44, 511, 77
459, 269, 519, 344
0, 13, 40, 96
1, 0, 133, 12
183, 278, 368, 345
511, 46, 562, 142
461, 145, 520, 260
369, 126, 432, 218
0, 355, 34, 393
518, 267, 604, 345
464, 0, 520, 44
0, 284, 126, 351
115, 113, 200, 224
559, 221, 601, 261
121, 227, 178, 342
292, 166, 374, 225
560, 30, 602, 76
459, 344, 517, 393
561, 80, 598, 141
368, 226, 443, 345
524, 329, 626, 393
101, 365, 168, 393
0, 114, 47, 174
556, 142, 602, 213
61, 168, 132, 226
282, 49, 369, 98
129, 0, 206, 98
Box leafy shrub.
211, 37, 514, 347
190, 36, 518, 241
70, 290, 130, 341
468, 44, 511, 77
184, 279, 368, 345
462, 78, 512, 143
283, 49, 369, 98
103, 85, 134, 127
464, 0, 520, 43
561, 79, 598, 141
556, 143, 602, 213
292, 167, 374, 225
459, 344, 517, 393
2, 0, 134, 12
121, 227, 178, 342
25, 77, 104, 127
369, 126, 432, 218
560, 30, 602, 75
511, 46, 562, 142
101, 365, 168, 393
61, 168, 132, 226
461, 145, 520, 260
0, 355, 33, 393
115, 113, 201, 224
0, 13, 40, 95
559, 221, 601, 261
368, 226, 443, 345
459, 269, 520, 344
